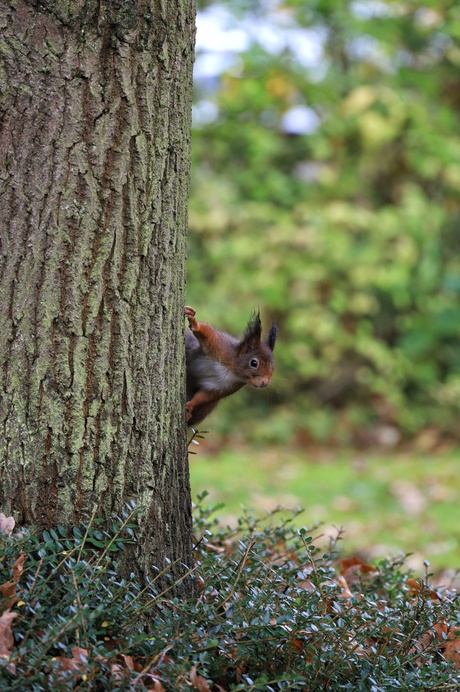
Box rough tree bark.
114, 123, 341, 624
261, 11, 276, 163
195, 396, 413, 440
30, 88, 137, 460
0, 0, 196, 588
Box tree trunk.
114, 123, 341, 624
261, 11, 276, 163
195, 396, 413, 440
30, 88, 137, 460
0, 0, 196, 589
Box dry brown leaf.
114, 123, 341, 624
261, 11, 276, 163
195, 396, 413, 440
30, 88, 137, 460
391, 480, 427, 516
345, 633, 368, 659
291, 637, 304, 651
0, 609, 17, 663
443, 634, 460, 668
145, 681, 166, 692
406, 579, 439, 601
0, 514, 15, 536
235, 660, 246, 684
271, 539, 302, 567
0, 554, 26, 610
412, 623, 460, 669
337, 575, 353, 600
0, 581, 18, 608
297, 578, 316, 593
54, 646, 88, 673
13, 554, 26, 583
110, 663, 125, 682
430, 621, 448, 643
340, 556, 377, 584
190, 665, 211, 691
118, 653, 135, 670
203, 542, 226, 554
410, 620, 449, 665
131, 665, 168, 690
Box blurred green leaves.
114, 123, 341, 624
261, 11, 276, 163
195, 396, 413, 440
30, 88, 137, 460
188, 0, 460, 443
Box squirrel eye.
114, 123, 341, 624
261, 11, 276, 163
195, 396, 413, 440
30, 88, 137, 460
250, 358, 259, 368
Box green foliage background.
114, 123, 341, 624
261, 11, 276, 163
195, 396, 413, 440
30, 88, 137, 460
187, 0, 460, 445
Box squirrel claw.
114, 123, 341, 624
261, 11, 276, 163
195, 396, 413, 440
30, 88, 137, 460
185, 306, 197, 330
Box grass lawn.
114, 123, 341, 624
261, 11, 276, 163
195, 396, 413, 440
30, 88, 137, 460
190, 443, 460, 572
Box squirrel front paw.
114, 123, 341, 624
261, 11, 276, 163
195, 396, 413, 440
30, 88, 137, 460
186, 402, 193, 421
185, 306, 197, 331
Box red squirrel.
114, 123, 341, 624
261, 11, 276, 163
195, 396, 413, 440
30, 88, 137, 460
185, 306, 277, 427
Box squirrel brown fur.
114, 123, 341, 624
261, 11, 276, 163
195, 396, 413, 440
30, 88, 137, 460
185, 306, 277, 427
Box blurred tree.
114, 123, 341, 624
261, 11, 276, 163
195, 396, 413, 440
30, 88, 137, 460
188, 0, 460, 444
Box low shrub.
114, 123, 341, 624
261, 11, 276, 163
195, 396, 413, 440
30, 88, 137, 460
0, 498, 459, 690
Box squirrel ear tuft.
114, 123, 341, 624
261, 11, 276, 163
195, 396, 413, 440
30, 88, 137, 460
240, 310, 262, 352
266, 322, 277, 351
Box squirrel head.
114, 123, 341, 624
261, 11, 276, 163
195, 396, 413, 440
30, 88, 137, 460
236, 311, 277, 388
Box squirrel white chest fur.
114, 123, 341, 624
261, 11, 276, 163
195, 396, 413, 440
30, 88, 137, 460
189, 354, 242, 392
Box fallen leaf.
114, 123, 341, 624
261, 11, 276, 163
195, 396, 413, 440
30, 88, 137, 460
203, 543, 226, 554
0, 609, 17, 662
0, 514, 15, 536
297, 578, 316, 593
13, 554, 26, 582
443, 634, 460, 668
145, 681, 166, 692
110, 663, 125, 682
390, 480, 427, 516
337, 575, 353, 600
291, 637, 303, 651
54, 646, 88, 673
410, 620, 449, 665
235, 661, 245, 684
0, 554, 26, 609
118, 653, 135, 670
190, 665, 211, 691
406, 579, 439, 601
340, 556, 377, 581
289, 633, 315, 663
0, 581, 18, 609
